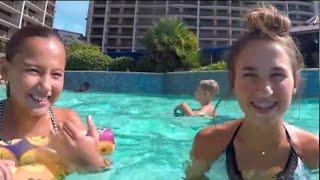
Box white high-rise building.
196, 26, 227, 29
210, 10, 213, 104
0, 0, 56, 43
86, 0, 318, 53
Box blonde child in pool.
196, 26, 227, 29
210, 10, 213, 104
175, 79, 219, 117
0, 25, 111, 179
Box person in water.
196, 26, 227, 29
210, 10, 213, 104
0, 25, 108, 179
76, 81, 90, 92
185, 6, 319, 180
175, 79, 219, 117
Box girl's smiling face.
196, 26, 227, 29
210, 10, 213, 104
233, 40, 295, 124
3, 37, 66, 116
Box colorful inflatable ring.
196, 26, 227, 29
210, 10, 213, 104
98, 128, 115, 155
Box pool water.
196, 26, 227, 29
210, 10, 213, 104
53, 91, 318, 180
0, 88, 318, 179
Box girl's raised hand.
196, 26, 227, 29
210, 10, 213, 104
49, 115, 105, 171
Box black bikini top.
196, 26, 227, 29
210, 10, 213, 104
226, 121, 299, 180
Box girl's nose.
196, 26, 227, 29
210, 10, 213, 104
39, 75, 52, 92
256, 81, 273, 97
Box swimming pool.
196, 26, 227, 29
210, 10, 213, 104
0, 89, 318, 179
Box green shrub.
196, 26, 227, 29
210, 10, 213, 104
66, 42, 112, 71
192, 61, 227, 71
108, 56, 135, 71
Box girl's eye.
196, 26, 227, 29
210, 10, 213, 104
271, 73, 285, 77
52, 73, 63, 79
271, 73, 286, 78
26, 68, 39, 74
243, 73, 256, 77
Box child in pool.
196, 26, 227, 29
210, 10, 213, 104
185, 6, 319, 180
175, 79, 219, 117
76, 82, 90, 92
0, 25, 110, 179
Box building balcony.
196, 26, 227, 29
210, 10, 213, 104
216, 12, 230, 17
232, 34, 242, 39
90, 35, 103, 39
199, 33, 229, 39
95, 1, 106, 5
107, 33, 133, 37
109, 14, 135, 18
288, 11, 314, 15
1, 1, 22, 12
138, 3, 166, 8
216, 23, 229, 28
0, 13, 15, 24
200, 1, 213, 6
46, 7, 54, 14
23, 14, 42, 25
44, 18, 53, 27
2, 1, 14, 7
216, 1, 230, 6
106, 44, 132, 48
169, 1, 197, 5
26, 0, 45, 10
48, 0, 56, 5
200, 11, 214, 16
109, 4, 135, 8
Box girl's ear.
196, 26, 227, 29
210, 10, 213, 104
293, 70, 301, 93
205, 90, 210, 97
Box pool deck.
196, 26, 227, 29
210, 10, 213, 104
64, 69, 319, 98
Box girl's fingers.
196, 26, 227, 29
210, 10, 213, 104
0, 163, 12, 180
86, 115, 99, 139
59, 124, 75, 146
1, 160, 15, 167
63, 121, 82, 140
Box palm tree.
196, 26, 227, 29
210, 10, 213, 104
140, 17, 199, 72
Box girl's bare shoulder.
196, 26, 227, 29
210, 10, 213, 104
192, 119, 242, 161
285, 123, 319, 169
52, 108, 85, 129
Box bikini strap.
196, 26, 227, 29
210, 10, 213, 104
230, 120, 243, 142
49, 107, 58, 133
226, 120, 244, 179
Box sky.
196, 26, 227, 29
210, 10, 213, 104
53, 1, 89, 35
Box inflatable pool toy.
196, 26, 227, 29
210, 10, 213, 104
0, 128, 115, 179
98, 128, 115, 155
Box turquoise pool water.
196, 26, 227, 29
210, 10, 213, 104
54, 91, 318, 180
0, 88, 318, 179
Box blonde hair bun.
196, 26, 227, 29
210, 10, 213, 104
246, 6, 291, 38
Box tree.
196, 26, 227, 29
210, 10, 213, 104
66, 42, 112, 71
140, 17, 199, 72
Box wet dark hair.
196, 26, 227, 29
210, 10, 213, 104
84, 82, 90, 88
227, 6, 304, 89
5, 25, 65, 97
5, 25, 64, 62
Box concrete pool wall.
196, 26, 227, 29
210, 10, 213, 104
64, 69, 319, 98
